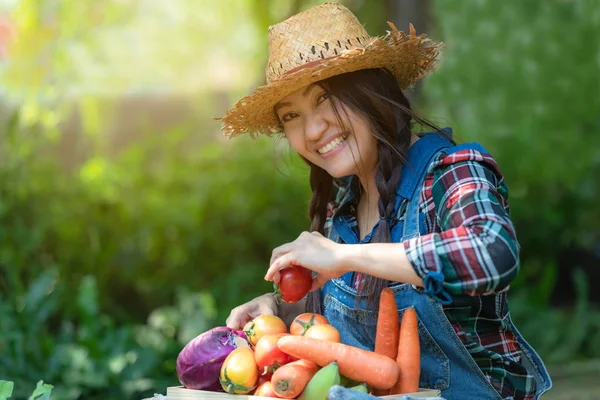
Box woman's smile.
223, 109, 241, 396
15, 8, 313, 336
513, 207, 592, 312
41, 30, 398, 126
316, 133, 348, 158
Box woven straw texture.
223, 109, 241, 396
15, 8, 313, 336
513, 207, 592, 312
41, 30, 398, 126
217, 2, 443, 138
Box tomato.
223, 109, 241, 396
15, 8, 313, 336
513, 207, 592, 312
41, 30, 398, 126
274, 265, 313, 303
304, 323, 341, 342
249, 374, 272, 396
219, 347, 259, 394
243, 315, 288, 346
254, 333, 293, 375
254, 380, 281, 397
290, 313, 330, 335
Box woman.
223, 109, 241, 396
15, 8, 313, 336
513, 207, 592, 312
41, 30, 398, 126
219, 3, 552, 399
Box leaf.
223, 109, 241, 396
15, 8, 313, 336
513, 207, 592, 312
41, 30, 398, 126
24, 270, 58, 312
0, 381, 14, 400
76, 275, 99, 320
28, 380, 53, 400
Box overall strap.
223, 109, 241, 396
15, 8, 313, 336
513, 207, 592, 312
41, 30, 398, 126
397, 130, 494, 240
396, 128, 454, 202
392, 130, 454, 240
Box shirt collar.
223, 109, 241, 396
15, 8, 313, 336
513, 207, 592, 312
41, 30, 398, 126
331, 175, 359, 220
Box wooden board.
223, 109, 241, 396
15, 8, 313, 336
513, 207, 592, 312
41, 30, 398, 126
166, 386, 441, 399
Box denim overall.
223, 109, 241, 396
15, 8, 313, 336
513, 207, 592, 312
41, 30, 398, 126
321, 131, 552, 399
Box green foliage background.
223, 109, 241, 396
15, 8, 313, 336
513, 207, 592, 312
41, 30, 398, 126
0, 0, 599, 399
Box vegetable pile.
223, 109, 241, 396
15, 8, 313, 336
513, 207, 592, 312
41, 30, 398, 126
175, 288, 421, 399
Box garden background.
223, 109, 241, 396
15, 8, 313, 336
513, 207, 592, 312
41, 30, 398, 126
1, 0, 599, 399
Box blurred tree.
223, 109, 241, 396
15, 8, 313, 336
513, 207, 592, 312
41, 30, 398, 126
387, 0, 431, 102
0, 1, 318, 398
423, 0, 600, 306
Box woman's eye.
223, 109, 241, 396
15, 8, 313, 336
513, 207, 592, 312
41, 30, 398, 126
317, 92, 329, 104
282, 112, 298, 122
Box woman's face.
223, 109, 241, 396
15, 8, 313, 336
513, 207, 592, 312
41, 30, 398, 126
275, 83, 378, 179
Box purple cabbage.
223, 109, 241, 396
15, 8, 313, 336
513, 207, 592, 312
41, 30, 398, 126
176, 326, 249, 391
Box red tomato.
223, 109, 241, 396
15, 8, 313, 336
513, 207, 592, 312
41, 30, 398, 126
243, 315, 288, 346
304, 323, 341, 342
274, 265, 313, 303
254, 333, 293, 375
290, 313, 330, 336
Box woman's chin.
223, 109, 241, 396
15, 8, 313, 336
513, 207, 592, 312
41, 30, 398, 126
324, 165, 353, 179
320, 148, 361, 178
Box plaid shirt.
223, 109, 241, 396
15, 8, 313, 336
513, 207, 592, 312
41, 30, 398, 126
325, 148, 536, 400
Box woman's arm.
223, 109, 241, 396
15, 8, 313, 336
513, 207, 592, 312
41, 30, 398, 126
341, 243, 424, 286
266, 154, 519, 298
341, 157, 520, 297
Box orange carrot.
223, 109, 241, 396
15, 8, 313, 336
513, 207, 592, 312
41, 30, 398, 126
372, 288, 400, 396
375, 288, 400, 359
391, 306, 420, 394
277, 335, 399, 390
270, 358, 319, 399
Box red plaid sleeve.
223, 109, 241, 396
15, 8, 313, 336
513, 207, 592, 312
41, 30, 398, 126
403, 149, 520, 296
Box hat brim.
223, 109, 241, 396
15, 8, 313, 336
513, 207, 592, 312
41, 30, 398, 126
217, 30, 443, 138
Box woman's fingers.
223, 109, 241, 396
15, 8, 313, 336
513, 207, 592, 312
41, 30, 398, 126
310, 273, 329, 292
269, 242, 293, 266
265, 252, 295, 283
226, 307, 249, 330
226, 294, 277, 329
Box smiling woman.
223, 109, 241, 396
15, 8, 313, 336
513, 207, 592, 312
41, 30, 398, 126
275, 80, 378, 181
220, 3, 553, 400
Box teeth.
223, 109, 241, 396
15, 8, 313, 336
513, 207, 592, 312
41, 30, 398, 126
318, 136, 346, 154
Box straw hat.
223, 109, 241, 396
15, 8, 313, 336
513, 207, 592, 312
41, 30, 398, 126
217, 2, 442, 138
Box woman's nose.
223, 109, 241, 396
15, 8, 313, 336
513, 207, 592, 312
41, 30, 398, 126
304, 111, 328, 142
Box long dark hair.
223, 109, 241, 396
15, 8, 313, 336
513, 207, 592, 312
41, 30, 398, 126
281, 68, 448, 313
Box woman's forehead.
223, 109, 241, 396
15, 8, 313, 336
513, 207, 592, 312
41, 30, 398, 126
277, 83, 321, 107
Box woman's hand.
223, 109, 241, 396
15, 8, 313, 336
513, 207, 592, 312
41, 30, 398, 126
265, 231, 348, 291
225, 293, 278, 330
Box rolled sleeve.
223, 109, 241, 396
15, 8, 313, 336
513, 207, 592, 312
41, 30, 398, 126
404, 156, 520, 299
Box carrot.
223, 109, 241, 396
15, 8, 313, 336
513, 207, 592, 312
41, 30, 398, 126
374, 288, 400, 359
277, 335, 399, 390
270, 358, 319, 399
372, 288, 400, 396
391, 306, 420, 394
